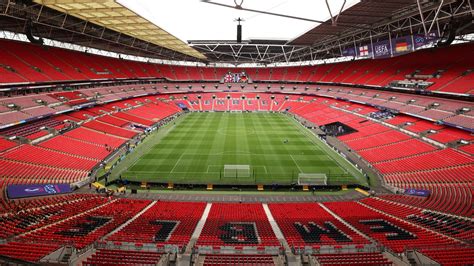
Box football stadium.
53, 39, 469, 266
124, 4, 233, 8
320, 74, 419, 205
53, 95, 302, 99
0, 0, 473, 265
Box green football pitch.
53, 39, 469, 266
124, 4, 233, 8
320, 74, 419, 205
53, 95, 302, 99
122, 112, 365, 185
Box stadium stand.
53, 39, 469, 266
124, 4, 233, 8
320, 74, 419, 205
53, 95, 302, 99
106, 201, 206, 248
96, 114, 129, 127
1, 39, 473, 95
10, 198, 150, 256
0, 117, 63, 137
38, 135, 112, 160
201, 254, 276, 266
0, 138, 17, 152
373, 148, 473, 174
0, 4, 473, 263
313, 252, 393, 266
83, 249, 162, 266
269, 203, 369, 248
323, 201, 464, 259
360, 197, 473, 242
64, 127, 127, 148
0, 158, 88, 184
1, 144, 99, 170
196, 203, 280, 248
378, 184, 473, 217
82, 120, 138, 139
0, 194, 108, 239
420, 248, 474, 266
0, 242, 59, 263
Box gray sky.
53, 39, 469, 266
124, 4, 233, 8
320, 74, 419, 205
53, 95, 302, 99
119, 0, 359, 42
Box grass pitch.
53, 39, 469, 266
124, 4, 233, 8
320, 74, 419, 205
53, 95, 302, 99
123, 112, 364, 185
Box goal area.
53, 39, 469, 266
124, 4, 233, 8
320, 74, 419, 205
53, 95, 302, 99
223, 165, 251, 178
297, 173, 327, 186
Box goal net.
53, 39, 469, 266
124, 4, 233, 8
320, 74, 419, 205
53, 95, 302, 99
224, 165, 251, 178
297, 173, 327, 186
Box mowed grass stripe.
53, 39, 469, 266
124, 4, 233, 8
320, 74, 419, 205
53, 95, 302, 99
124, 112, 358, 185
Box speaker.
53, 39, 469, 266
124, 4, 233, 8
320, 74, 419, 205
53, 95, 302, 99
25, 20, 44, 45
437, 20, 459, 47
237, 24, 242, 43
131, 189, 137, 194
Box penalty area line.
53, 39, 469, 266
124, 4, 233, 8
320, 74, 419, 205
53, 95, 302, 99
290, 154, 303, 173
170, 153, 185, 174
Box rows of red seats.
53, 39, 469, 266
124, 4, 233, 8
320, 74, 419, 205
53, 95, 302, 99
202, 254, 275, 266
38, 135, 111, 160
343, 130, 411, 151
1, 84, 472, 131
83, 249, 162, 266
83, 120, 138, 139
458, 143, 474, 154
323, 201, 460, 255
384, 164, 473, 185
360, 198, 472, 242
0, 138, 17, 152
0, 242, 59, 263
268, 203, 369, 248
196, 203, 280, 247
112, 112, 155, 126
1, 144, 99, 171
356, 139, 437, 163
318, 86, 472, 127
420, 248, 474, 266
337, 123, 390, 142
0, 194, 107, 239
96, 114, 129, 127
313, 252, 392, 266
0, 117, 62, 137
283, 97, 471, 204
64, 127, 127, 148
1, 39, 473, 95
106, 201, 206, 248
14, 198, 149, 254
427, 127, 473, 144
0, 198, 471, 264
374, 148, 473, 174
0, 193, 98, 215
0, 158, 88, 184
48, 91, 90, 106
378, 183, 472, 217
126, 102, 181, 122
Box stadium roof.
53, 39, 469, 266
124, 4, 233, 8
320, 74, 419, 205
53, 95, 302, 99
289, 0, 418, 46
0, 0, 472, 65
32, 0, 205, 60
189, 0, 473, 64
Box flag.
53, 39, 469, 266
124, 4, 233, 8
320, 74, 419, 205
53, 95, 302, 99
233, 73, 239, 82
395, 41, 408, 52
240, 72, 248, 82
359, 45, 369, 57
224, 73, 233, 83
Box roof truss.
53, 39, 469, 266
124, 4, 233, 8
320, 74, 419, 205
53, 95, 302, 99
32, 0, 205, 59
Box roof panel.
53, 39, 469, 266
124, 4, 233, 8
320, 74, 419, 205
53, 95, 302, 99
33, 0, 206, 60
290, 0, 418, 46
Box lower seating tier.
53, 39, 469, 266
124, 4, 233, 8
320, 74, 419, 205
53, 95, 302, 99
202, 254, 276, 266
313, 252, 393, 266
83, 249, 162, 266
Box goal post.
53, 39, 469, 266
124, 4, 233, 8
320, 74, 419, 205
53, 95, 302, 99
297, 173, 327, 186
223, 164, 251, 178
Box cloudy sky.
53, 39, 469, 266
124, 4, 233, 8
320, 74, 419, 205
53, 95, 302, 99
119, 0, 359, 42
